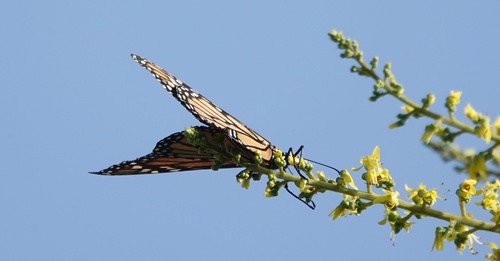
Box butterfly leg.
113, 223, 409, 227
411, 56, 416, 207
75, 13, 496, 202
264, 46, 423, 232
284, 183, 316, 210
286, 146, 309, 180
282, 146, 317, 209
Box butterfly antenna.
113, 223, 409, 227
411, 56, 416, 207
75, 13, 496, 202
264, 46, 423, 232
303, 158, 341, 174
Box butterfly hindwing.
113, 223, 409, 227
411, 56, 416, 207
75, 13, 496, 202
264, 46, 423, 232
91, 126, 240, 175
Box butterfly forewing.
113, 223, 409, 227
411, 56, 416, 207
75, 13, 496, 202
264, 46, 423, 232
131, 54, 275, 164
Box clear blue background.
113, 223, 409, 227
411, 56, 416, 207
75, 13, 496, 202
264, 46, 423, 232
2, 1, 499, 260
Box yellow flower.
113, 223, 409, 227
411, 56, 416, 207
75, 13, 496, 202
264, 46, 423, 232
378, 168, 395, 188
490, 209, 500, 224
468, 154, 487, 181
487, 180, 500, 190
464, 103, 480, 122
454, 225, 482, 255
448, 90, 462, 104
329, 200, 349, 220
460, 179, 477, 195
457, 179, 477, 203
373, 189, 399, 210
363, 170, 379, 186
394, 217, 412, 234
478, 190, 498, 211
422, 189, 440, 206
340, 170, 358, 190
443, 222, 459, 242
432, 227, 445, 251
405, 183, 440, 206
475, 117, 492, 143
361, 146, 381, 170
476, 181, 500, 223
378, 210, 412, 234
485, 242, 500, 261
446, 90, 462, 112
352, 146, 383, 186
406, 184, 424, 201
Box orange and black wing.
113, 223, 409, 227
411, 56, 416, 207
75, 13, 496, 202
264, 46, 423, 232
131, 54, 275, 166
90, 126, 239, 175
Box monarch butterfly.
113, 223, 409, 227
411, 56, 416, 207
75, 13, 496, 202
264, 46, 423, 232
91, 55, 331, 209
90, 126, 242, 175
91, 54, 277, 175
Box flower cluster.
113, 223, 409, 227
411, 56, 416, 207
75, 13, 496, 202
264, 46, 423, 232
464, 103, 496, 143
476, 180, 500, 225
328, 29, 500, 257
432, 221, 482, 254
405, 183, 440, 207
352, 146, 394, 191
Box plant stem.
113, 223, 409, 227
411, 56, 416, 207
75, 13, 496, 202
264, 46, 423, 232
246, 164, 500, 234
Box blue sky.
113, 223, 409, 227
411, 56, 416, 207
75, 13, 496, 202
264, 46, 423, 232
2, 1, 500, 260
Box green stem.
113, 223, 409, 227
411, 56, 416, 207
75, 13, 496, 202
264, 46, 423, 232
401, 210, 416, 224
355, 59, 500, 143
245, 164, 500, 234
459, 199, 467, 217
